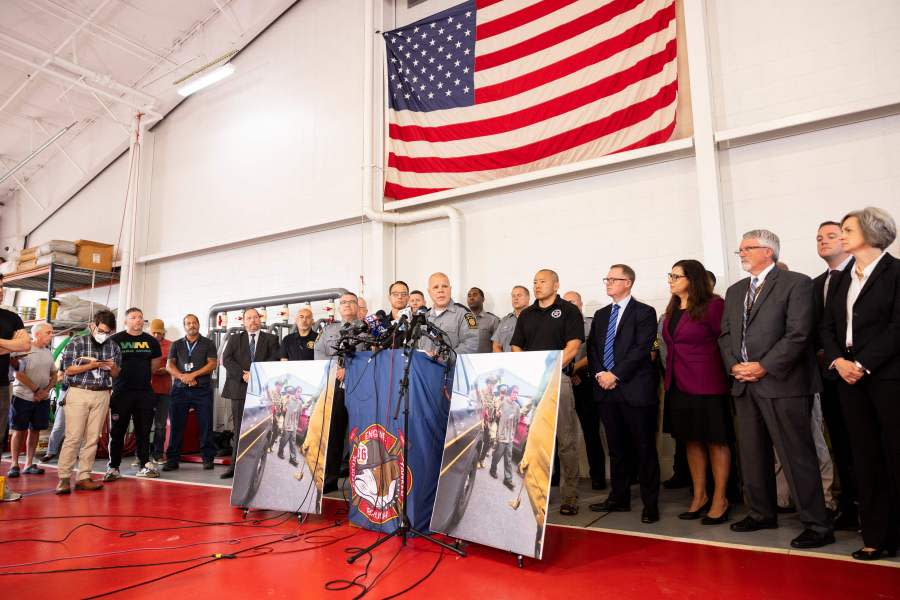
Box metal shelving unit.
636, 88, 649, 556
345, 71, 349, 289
4, 263, 119, 333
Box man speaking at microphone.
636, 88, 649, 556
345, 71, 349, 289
315, 292, 365, 492
418, 272, 479, 356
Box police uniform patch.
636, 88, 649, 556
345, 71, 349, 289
551, 309, 562, 318
465, 313, 478, 329
306, 341, 315, 350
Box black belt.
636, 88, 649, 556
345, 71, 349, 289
71, 385, 111, 392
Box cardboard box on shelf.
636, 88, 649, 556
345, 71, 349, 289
74, 240, 114, 272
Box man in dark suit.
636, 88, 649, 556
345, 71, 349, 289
587, 264, 660, 524
220, 307, 281, 479
812, 221, 857, 530
719, 229, 833, 548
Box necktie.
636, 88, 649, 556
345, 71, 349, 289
249, 333, 257, 362
824, 269, 840, 302
603, 304, 619, 371
740, 277, 760, 361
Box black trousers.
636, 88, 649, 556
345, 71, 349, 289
598, 396, 660, 508
838, 377, 900, 549
108, 389, 155, 469
230, 397, 246, 465
574, 379, 606, 483
168, 385, 215, 463
820, 377, 858, 512
324, 385, 349, 487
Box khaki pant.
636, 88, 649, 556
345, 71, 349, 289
58, 387, 111, 481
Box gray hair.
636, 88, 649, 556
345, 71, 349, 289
742, 229, 780, 261
843, 207, 897, 250
31, 322, 52, 336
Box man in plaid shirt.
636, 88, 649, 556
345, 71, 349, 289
56, 310, 121, 494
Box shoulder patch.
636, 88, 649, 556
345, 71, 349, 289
464, 312, 478, 329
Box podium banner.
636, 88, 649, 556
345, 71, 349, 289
344, 350, 451, 533
231, 360, 336, 513
430, 351, 562, 559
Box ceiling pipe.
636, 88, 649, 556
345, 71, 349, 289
0, 122, 75, 187
207, 288, 350, 334
361, 0, 464, 288
0, 30, 158, 105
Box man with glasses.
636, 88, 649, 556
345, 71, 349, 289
315, 292, 364, 492
386, 281, 410, 322
510, 269, 584, 516
719, 230, 833, 549
587, 265, 660, 523
56, 310, 122, 494
221, 308, 281, 479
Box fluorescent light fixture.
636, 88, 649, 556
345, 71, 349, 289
177, 63, 235, 97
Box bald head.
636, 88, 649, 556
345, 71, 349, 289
427, 272, 452, 310
562, 290, 583, 312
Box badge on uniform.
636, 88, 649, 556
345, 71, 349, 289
183, 362, 194, 372
551, 309, 562, 318
464, 313, 477, 329
306, 341, 315, 349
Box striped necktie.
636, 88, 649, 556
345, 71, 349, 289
604, 304, 620, 371
249, 333, 257, 363
740, 277, 760, 361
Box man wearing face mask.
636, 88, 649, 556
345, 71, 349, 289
55, 310, 122, 494
221, 308, 280, 479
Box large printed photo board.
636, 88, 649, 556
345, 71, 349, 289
430, 351, 562, 559
231, 360, 336, 513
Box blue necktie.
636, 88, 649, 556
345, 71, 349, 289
604, 304, 619, 371
249, 333, 257, 363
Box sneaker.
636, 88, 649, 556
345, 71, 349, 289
23, 465, 45, 475
151, 455, 166, 465
55, 478, 71, 495
136, 464, 160, 478
7, 466, 20, 478
131, 458, 141, 468
103, 468, 121, 482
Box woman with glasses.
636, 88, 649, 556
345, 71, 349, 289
820, 207, 900, 561
661, 259, 732, 524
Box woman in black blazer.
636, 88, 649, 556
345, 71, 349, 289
821, 206, 900, 561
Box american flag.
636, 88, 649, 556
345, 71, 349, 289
383, 0, 678, 201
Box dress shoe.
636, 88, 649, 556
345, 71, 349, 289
662, 475, 690, 490
730, 515, 778, 532
489, 469, 498, 479
701, 505, 730, 525
790, 529, 835, 549
162, 462, 179, 471
678, 498, 712, 520
41, 453, 57, 463
289, 458, 298, 467
503, 479, 515, 491
641, 506, 660, 524
203, 461, 215, 470
832, 509, 860, 532
589, 498, 631, 512
55, 478, 71, 495
75, 478, 103, 491
851, 547, 898, 561
591, 479, 607, 491
220, 468, 235, 479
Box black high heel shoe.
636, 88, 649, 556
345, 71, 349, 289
851, 547, 898, 561
678, 498, 712, 520
701, 505, 730, 525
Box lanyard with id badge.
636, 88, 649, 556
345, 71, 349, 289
183, 339, 199, 373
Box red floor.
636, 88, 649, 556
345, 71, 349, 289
1, 469, 898, 600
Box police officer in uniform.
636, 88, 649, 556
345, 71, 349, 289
510, 269, 584, 516
314, 292, 364, 492
564, 290, 607, 490
419, 272, 479, 355
466, 287, 500, 353
492, 285, 530, 352
280, 307, 317, 361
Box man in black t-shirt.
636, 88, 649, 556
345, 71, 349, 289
105, 307, 162, 481
163, 314, 219, 470
1, 275, 31, 486
510, 269, 584, 517
279, 307, 316, 361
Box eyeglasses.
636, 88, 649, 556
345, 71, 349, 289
734, 246, 766, 255
666, 273, 686, 282
603, 277, 631, 284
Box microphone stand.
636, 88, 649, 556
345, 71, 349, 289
347, 318, 465, 563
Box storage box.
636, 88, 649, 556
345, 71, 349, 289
16, 258, 38, 272
74, 240, 114, 272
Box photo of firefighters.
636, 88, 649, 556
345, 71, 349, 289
431, 351, 562, 559
230, 360, 335, 513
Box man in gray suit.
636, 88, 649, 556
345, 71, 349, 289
719, 229, 834, 548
